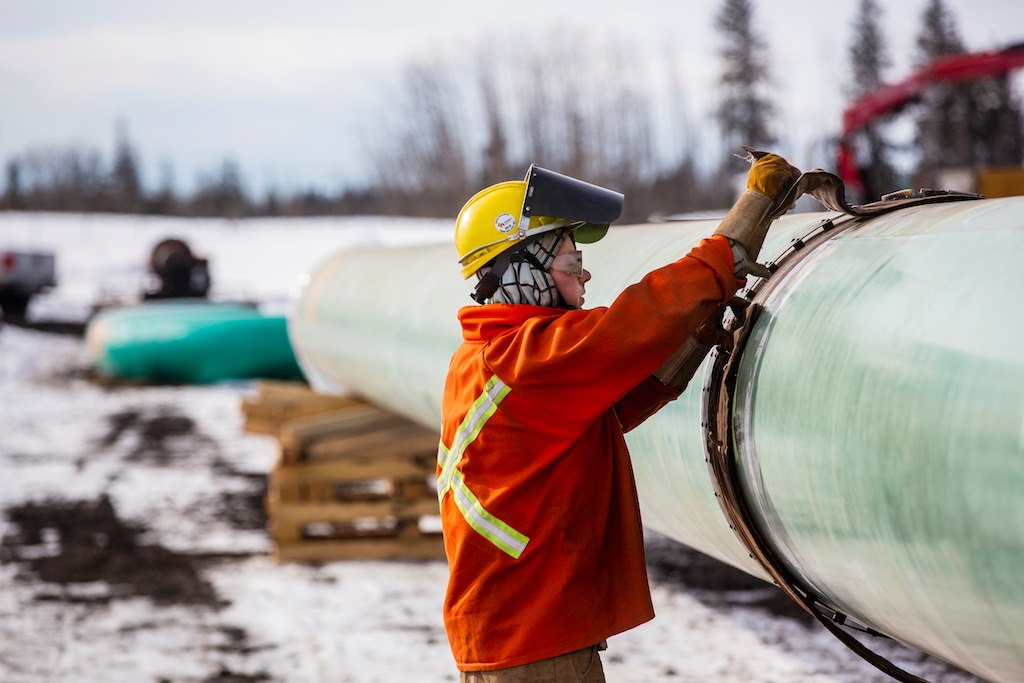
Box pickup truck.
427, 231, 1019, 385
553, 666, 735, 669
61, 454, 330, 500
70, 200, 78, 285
0, 248, 57, 317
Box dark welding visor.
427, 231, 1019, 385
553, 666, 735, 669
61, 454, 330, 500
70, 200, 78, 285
522, 165, 623, 243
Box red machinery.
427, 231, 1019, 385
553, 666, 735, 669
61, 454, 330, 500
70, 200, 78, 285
838, 42, 1024, 200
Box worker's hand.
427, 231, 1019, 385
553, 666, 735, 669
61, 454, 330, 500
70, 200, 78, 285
714, 148, 802, 279
747, 153, 802, 201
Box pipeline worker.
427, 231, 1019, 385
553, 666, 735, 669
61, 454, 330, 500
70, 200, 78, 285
439, 152, 801, 682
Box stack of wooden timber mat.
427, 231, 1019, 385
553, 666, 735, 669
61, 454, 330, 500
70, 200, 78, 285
242, 381, 445, 562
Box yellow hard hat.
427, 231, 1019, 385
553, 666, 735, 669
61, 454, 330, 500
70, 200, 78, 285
454, 165, 624, 280
455, 181, 557, 279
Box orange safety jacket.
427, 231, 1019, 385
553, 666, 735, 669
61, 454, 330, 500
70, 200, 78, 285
438, 236, 740, 671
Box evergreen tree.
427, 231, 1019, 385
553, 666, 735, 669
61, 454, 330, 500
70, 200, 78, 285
714, 0, 776, 148
111, 120, 145, 212
915, 0, 964, 63
914, 0, 971, 170
914, 0, 1023, 173
212, 159, 247, 218
847, 0, 899, 198
966, 74, 1024, 167
190, 158, 249, 218
848, 0, 889, 98
3, 160, 24, 210
148, 160, 178, 214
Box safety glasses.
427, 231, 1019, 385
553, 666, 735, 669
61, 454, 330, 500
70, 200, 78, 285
550, 250, 584, 278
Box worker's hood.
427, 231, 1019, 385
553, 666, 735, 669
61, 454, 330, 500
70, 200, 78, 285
457, 303, 565, 343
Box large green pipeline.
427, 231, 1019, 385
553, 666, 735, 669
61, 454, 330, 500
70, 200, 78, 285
288, 197, 1024, 682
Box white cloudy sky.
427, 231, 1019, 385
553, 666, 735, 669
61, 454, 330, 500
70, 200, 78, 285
1, 0, 1022, 196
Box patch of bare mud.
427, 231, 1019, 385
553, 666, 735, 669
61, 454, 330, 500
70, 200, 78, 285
0, 495, 223, 608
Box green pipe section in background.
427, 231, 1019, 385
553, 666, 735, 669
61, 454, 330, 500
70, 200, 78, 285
87, 300, 304, 384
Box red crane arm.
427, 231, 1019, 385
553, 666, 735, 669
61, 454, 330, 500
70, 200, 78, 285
842, 43, 1024, 137
836, 42, 1024, 198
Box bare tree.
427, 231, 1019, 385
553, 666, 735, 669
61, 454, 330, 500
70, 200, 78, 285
362, 34, 744, 220
499, 37, 656, 213
514, 46, 578, 174
17, 146, 108, 211
596, 45, 656, 189
477, 55, 513, 187
648, 49, 714, 215
387, 60, 473, 215
367, 37, 656, 217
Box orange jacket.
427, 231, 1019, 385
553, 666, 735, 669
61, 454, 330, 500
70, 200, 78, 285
438, 236, 739, 671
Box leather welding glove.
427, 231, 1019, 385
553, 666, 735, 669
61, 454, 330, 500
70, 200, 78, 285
654, 297, 749, 387
714, 150, 801, 278
654, 335, 712, 388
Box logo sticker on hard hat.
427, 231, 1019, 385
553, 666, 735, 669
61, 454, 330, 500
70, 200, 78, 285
495, 213, 516, 233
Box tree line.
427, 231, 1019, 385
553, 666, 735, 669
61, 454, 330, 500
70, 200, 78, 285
1, 0, 1020, 220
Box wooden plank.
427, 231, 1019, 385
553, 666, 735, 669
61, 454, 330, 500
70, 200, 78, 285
242, 396, 365, 423
241, 382, 365, 435
267, 470, 302, 506
333, 479, 395, 501
274, 454, 433, 484
394, 478, 433, 501
278, 404, 411, 454
268, 492, 439, 544
265, 489, 285, 515
271, 498, 440, 530
249, 386, 449, 561
253, 380, 353, 407
306, 427, 439, 462
268, 499, 440, 540
255, 380, 317, 400
273, 535, 446, 562
305, 481, 338, 502
268, 476, 432, 507
242, 416, 286, 436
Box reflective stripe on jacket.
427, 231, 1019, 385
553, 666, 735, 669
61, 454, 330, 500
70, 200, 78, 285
440, 235, 740, 671
437, 375, 528, 559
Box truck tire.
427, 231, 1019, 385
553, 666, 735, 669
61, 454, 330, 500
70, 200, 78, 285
0, 290, 31, 318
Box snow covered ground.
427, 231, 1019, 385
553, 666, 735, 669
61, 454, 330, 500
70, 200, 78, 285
0, 211, 453, 322
0, 212, 980, 682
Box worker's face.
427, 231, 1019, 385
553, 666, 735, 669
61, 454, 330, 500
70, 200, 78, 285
550, 236, 591, 309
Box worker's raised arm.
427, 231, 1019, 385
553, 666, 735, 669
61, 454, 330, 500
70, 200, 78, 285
478, 235, 737, 430
454, 153, 800, 428
714, 150, 802, 277
655, 149, 802, 388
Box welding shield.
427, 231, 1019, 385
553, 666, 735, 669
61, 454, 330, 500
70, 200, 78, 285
522, 165, 623, 243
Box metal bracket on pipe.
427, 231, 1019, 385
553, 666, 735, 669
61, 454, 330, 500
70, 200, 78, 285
768, 167, 984, 222
699, 213, 932, 683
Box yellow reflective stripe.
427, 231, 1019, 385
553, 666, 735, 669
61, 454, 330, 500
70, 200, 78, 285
437, 375, 528, 558
437, 442, 450, 499
437, 376, 509, 498
449, 469, 529, 559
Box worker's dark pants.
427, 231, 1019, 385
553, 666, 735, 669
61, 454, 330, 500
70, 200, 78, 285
459, 644, 605, 682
